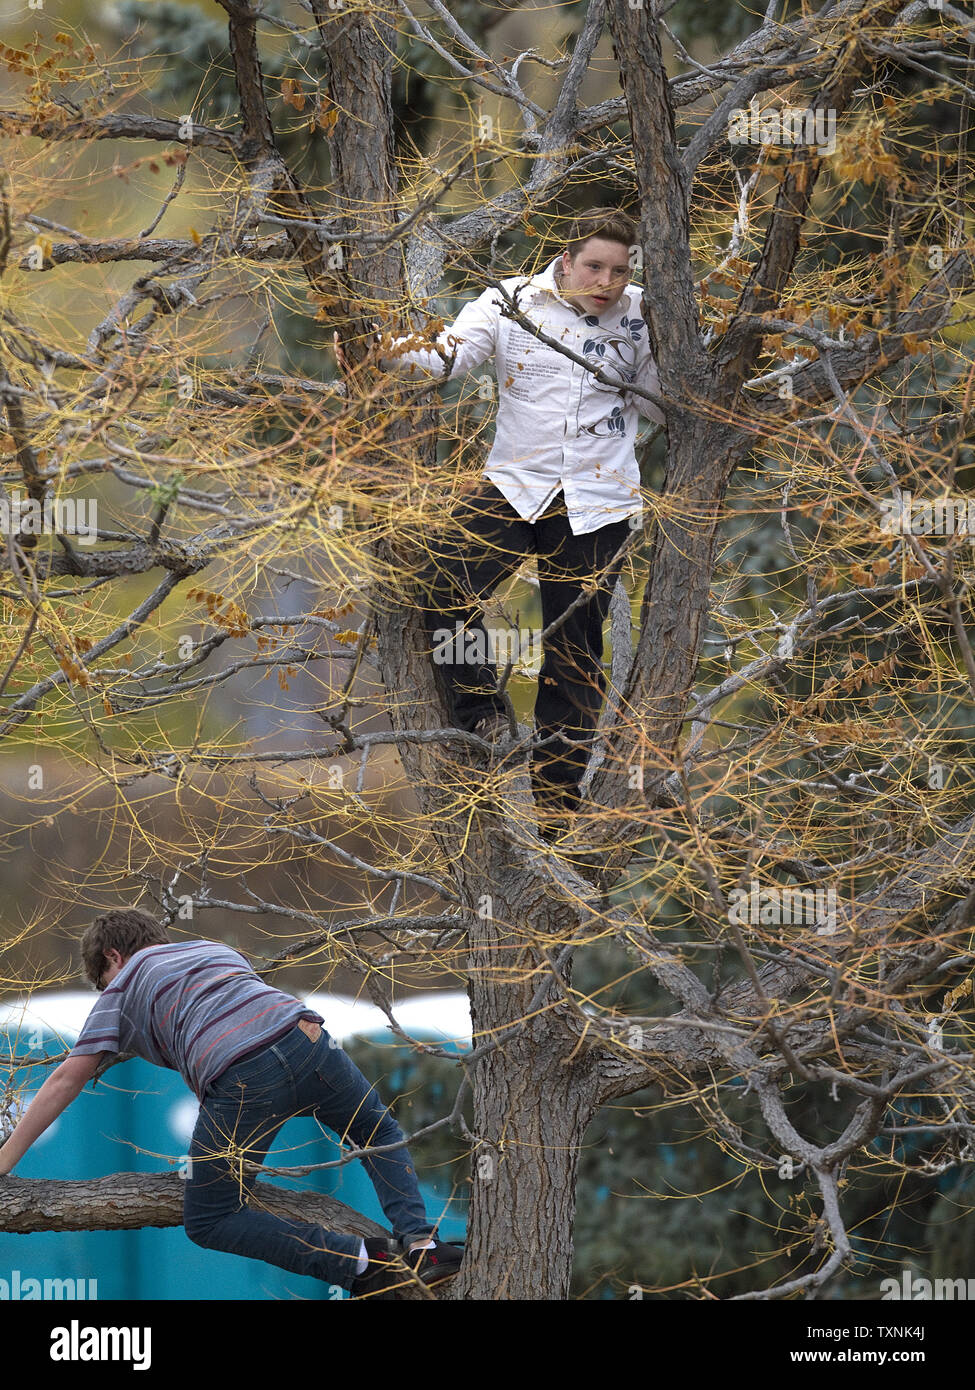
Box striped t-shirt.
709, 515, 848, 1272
69, 939, 323, 1099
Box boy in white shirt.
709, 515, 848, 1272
356, 208, 667, 827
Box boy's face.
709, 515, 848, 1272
559, 237, 632, 315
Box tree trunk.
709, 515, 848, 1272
456, 1026, 600, 1301
589, 416, 739, 813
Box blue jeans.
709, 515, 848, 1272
182, 1022, 434, 1288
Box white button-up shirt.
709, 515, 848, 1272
382, 257, 665, 535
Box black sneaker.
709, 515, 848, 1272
349, 1237, 402, 1301
349, 1237, 464, 1299
401, 1236, 465, 1287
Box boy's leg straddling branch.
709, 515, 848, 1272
183, 1022, 437, 1290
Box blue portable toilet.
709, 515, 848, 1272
0, 992, 133, 1298
0, 988, 470, 1300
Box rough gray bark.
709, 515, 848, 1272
0, 1171, 385, 1238
463, 1031, 601, 1300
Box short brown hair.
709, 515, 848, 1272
81, 908, 171, 988
565, 207, 638, 259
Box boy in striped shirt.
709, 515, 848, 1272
0, 909, 462, 1299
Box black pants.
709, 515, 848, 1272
415, 481, 631, 814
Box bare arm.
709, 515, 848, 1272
0, 1052, 102, 1175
